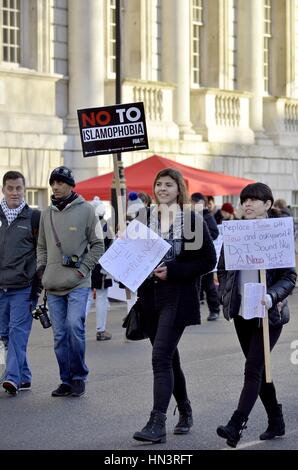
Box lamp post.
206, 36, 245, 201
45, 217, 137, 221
111, 0, 126, 231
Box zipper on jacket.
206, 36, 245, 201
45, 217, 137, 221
226, 271, 237, 321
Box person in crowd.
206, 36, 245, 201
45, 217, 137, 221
85, 197, 114, 341
216, 182, 297, 448
272, 198, 292, 217
206, 195, 223, 224
191, 192, 221, 321
138, 192, 152, 207
37, 166, 104, 397
0, 171, 41, 395
133, 169, 217, 444
220, 202, 236, 220
126, 192, 145, 221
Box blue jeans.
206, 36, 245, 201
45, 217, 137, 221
0, 287, 34, 386
47, 288, 89, 384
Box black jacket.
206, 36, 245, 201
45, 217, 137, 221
0, 205, 40, 289
203, 209, 219, 240
138, 211, 217, 327
217, 248, 297, 326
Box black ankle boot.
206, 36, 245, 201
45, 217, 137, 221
133, 410, 167, 443
173, 399, 193, 434
217, 410, 248, 448
259, 404, 285, 440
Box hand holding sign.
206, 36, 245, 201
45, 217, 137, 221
99, 219, 171, 292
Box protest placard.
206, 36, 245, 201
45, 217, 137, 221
222, 217, 296, 271
77, 102, 149, 157
99, 219, 171, 293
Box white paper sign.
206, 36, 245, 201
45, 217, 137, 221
242, 283, 266, 319
222, 217, 296, 271
213, 224, 223, 272
99, 219, 171, 293
0, 341, 6, 365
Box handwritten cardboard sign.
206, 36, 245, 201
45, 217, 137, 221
222, 217, 296, 270
99, 219, 171, 292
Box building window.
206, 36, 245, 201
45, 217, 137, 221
1, 0, 21, 64
107, 0, 116, 76
191, 0, 203, 86
26, 189, 39, 208
264, 0, 271, 93
151, 0, 161, 81
227, 0, 237, 89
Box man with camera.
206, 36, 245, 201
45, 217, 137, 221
37, 166, 104, 397
0, 171, 41, 396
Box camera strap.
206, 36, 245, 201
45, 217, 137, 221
43, 290, 48, 306
50, 210, 64, 255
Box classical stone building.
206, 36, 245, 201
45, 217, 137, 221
1, 0, 298, 209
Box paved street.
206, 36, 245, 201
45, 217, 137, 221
1, 290, 298, 452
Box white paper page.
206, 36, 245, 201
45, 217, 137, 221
0, 341, 6, 365
212, 226, 223, 272
99, 219, 171, 293
242, 283, 266, 319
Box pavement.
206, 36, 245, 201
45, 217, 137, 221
0, 290, 298, 453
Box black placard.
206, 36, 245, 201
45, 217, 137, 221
77, 102, 149, 157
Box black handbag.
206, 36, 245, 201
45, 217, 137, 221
122, 300, 148, 341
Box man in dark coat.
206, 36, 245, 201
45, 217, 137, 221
0, 171, 40, 395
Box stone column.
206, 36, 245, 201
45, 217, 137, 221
65, 0, 104, 178
161, 0, 193, 136
238, 0, 265, 135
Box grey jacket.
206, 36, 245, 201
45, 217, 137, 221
0, 205, 38, 289
37, 196, 104, 295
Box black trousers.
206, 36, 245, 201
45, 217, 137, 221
234, 315, 282, 418
141, 282, 188, 414
200, 272, 220, 313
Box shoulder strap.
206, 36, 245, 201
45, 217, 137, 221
50, 210, 63, 254
30, 209, 41, 246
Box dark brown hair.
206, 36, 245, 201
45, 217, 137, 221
240, 182, 274, 208
3, 171, 25, 187
153, 168, 189, 208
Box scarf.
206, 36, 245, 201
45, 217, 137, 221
149, 204, 184, 240
51, 191, 79, 211
0, 198, 26, 225
149, 205, 184, 262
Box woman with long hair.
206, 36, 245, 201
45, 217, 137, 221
133, 168, 216, 444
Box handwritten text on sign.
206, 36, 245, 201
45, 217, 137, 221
99, 219, 171, 293
222, 217, 296, 270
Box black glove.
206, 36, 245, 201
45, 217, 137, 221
30, 267, 45, 300
36, 265, 46, 281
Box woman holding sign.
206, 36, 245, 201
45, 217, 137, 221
133, 169, 217, 444
216, 182, 296, 448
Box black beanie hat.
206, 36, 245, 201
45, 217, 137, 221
49, 166, 75, 187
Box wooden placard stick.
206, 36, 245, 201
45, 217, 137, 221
260, 269, 272, 383
112, 154, 131, 300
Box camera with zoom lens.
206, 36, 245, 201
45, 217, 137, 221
62, 254, 82, 269
31, 304, 52, 329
